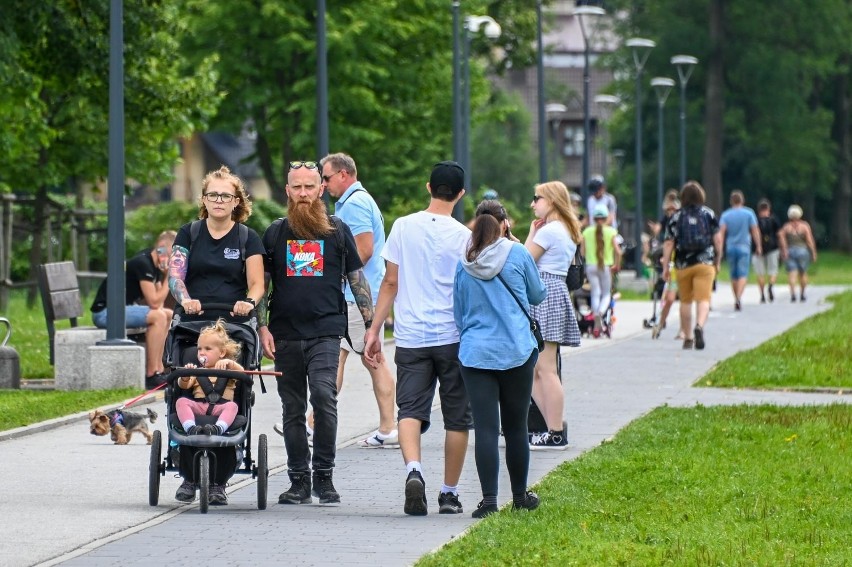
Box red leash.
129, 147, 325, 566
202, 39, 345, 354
119, 381, 167, 410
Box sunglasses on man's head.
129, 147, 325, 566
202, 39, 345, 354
289, 161, 318, 170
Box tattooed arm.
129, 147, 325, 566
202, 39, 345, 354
346, 268, 375, 325
168, 244, 201, 313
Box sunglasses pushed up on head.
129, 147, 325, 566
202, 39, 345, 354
289, 161, 318, 170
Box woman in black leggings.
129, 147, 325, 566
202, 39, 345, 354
453, 200, 547, 518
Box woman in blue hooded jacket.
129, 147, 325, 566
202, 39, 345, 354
453, 200, 546, 519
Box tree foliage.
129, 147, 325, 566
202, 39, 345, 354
603, 0, 852, 247
180, 0, 546, 208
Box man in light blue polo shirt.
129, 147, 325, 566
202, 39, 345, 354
719, 189, 762, 311
319, 153, 398, 447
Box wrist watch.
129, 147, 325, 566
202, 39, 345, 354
244, 297, 256, 306
364, 319, 373, 329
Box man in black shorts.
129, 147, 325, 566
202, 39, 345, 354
259, 160, 375, 506
90, 231, 175, 388
364, 161, 473, 516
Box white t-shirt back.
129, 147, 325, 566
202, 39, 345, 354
382, 211, 471, 348
532, 220, 576, 276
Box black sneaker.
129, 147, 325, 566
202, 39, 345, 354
404, 470, 428, 516
512, 491, 540, 511
530, 430, 568, 450
471, 501, 498, 519
174, 480, 196, 502
312, 469, 340, 504
144, 371, 167, 390
768, 284, 775, 302
279, 472, 312, 504
694, 325, 705, 350
201, 424, 221, 436
735, 300, 742, 311
800, 294, 806, 302
438, 491, 463, 514
208, 484, 228, 505
186, 425, 204, 435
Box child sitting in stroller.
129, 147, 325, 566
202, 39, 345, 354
174, 319, 244, 503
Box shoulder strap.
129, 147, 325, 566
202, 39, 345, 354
189, 220, 203, 254
495, 273, 534, 325
238, 223, 248, 261
329, 215, 363, 355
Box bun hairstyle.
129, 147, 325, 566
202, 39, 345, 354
466, 199, 508, 262
787, 204, 803, 220
200, 165, 253, 223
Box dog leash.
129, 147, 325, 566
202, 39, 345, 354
118, 381, 168, 411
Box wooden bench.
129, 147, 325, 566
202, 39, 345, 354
37, 261, 146, 389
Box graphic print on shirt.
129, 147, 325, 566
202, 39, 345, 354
287, 240, 324, 276
223, 247, 240, 260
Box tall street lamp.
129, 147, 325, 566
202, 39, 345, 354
593, 94, 620, 182
575, 5, 605, 201
671, 54, 698, 187
536, 0, 547, 183
626, 37, 655, 275
651, 77, 675, 215
545, 102, 567, 180
452, 11, 500, 221
463, 15, 501, 194
317, 0, 329, 208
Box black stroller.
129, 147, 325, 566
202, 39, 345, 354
148, 303, 268, 513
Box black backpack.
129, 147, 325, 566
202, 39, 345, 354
676, 207, 712, 253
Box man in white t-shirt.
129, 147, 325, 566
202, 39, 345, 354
586, 175, 618, 229
364, 161, 472, 517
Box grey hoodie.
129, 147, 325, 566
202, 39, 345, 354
460, 238, 514, 281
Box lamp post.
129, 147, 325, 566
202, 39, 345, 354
452, 11, 500, 220
671, 55, 698, 187
626, 37, 655, 276
593, 94, 620, 182
536, 0, 547, 183
545, 103, 567, 180
651, 77, 675, 215
317, 0, 329, 208
463, 15, 501, 192
575, 5, 605, 201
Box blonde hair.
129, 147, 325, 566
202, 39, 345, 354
534, 181, 582, 243
199, 165, 253, 223
787, 204, 803, 220
199, 318, 241, 361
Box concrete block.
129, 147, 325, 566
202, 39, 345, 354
55, 328, 105, 390
0, 347, 21, 389
88, 345, 145, 390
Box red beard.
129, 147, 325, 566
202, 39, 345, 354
287, 197, 333, 240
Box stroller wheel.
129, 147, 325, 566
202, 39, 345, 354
199, 453, 210, 514
255, 434, 268, 510
148, 430, 162, 506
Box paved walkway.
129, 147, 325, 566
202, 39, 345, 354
2, 285, 849, 567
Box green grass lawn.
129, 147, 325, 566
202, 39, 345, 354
0, 387, 141, 431
699, 290, 852, 390
418, 404, 852, 567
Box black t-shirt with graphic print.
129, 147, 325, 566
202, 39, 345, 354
173, 221, 264, 306
90, 249, 161, 313
262, 217, 362, 340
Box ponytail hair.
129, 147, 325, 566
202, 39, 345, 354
595, 222, 605, 268
466, 200, 507, 262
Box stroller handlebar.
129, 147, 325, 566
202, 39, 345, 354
167, 367, 254, 385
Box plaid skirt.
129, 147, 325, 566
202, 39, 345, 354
530, 271, 581, 347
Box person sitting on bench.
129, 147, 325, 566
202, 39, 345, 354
90, 231, 175, 388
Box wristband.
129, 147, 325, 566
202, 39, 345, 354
364, 319, 373, 329
244, 297, 256, 306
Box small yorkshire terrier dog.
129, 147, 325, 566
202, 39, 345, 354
89, 408, 158, 445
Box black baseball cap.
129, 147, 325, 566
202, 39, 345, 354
588, 175, 605, 191
429, 161, 465, 198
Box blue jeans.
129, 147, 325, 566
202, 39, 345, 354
92, 305, 150, 328
274, 337, 340, 472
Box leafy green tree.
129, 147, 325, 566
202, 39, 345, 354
0, 0, 221, 300
180, 0, 548, 209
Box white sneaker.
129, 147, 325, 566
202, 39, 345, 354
359, 429, 399, 448
273, 423, 313, 447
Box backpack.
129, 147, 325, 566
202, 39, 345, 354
189, 220, 249, 274
676, 207, 712, 253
